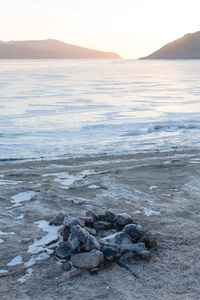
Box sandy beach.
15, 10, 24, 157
0, 149, 199, 299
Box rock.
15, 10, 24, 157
89, 268, 100, 275
56, 243, 74, 259
61, 261, 71, 271
123, 224, 144, 242
84, 227, 97, 236
105, 210, 116, 223
137, 250, 150, 261
138, 233, 158, 249
93, 221, 112, 231
86, 210, 98, 221
71, 250, 104, 269
118, 252, 135, 264
102, 246, 120, 261
114, 213, 132, 227
120, 242, 146, 254
72, 198, 86, 205
60, 226, 71, 241
97, 228, 117, 238
67, 233, 80, 251
99, 242, 120, 251
63, 217, 85, 228
49, 212, 67, 226
79, 217, 94, 226
68, 268, 81, 278
71, 225, 89, 243
84, 235, 101, 251
100, 232, 132, 246
97, 214, 107, 222
21, 238, 32, 244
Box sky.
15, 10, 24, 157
0, 0, 200, 58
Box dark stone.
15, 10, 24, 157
63, 217, 85, 228
49, 212, 68, 226
138, 233, 158, 249
114, 213, 132, 227
71, 250, 104, 269
105, 210, 116, 223
89, 268, 100, 275
120, 242, 146, 254
79, 217, 94, 226
86, 210, 99, 221
102, 246, 120, 261
71, 225, 89, 243
97, 214, 107, 222
56, 243, 74, 259
67, 233, 80, 251
84, 227, 97, 236
84, 235, 101, 252
93, 221, 112, 231
61, 261, 71, 271
100, 232, 132, 246
59, 226, 71, 241
123, 224, 144, 242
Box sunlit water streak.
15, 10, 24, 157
0, 59, 200, 161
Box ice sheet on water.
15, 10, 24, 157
7, 255, 23, 266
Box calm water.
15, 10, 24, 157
0, 59, 200, 161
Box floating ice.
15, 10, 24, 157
17, 214, 24, 220
144, 208, 161, 217
17, 268, 33, 283
0, 239, 4, 244
162, 194, 171, 197
11, 191, 37, 207
88, 185, 100, 189
0, 230, 15, 236
27, 220, 59, 255
149, 186, 158, 190
24, 252, 50, 267
0, 270, 8, 274
132, 210, 141, 214
7, 255, 23, 266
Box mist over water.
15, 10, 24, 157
0, 59, 200, 161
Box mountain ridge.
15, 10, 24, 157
140, 31, 200, 59
0, 39, 121, 59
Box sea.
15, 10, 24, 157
0, 59, 200, 162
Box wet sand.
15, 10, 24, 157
0, 149, 200, 300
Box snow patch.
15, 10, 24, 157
17, 268, 33, 283
11, 191, 37, 207
7, 255, 23, 266
144, 208, 161, 217
88, 185, 100, 189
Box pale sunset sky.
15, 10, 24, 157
0, 0, 200, 58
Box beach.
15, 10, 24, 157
0, 149, 200, 299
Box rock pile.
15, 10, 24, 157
49, 210, 158, 278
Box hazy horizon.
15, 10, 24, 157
1, 0, 200, 59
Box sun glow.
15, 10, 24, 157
0, 0, 200, 58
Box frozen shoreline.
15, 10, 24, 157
0, 148, 200, 299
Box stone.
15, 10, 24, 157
63, 217, 85, 228
49, 212, 67, 226
71, 225, 89, 243
102, 246, 120, 261
89, 268, 100, 275
84, 227, 97, 236
67, 233, 80, 251
71, 250, 104, 269
138, 233, 158, 249
93, 221, 112, 231
97, 214, 107, 222
84, 235, 101, 252
118, 252, 135, 264
137, 250, 150, 261
68, 268, 81, 278
114, 213, 132, 226
123, 224, 144, 242
120, 242, 146, 254
56, 243, 74, 259
79, 217, 94, 226
100, 232, 132, 246
60, 226, 71, 241
105, 210, 116, 223
61, 261, 71, 271
86, 210, 98, 221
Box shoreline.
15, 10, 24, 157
0, 148, 200, 299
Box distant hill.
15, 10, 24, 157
140, 31, 200, 59
0, 39, 121, 59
